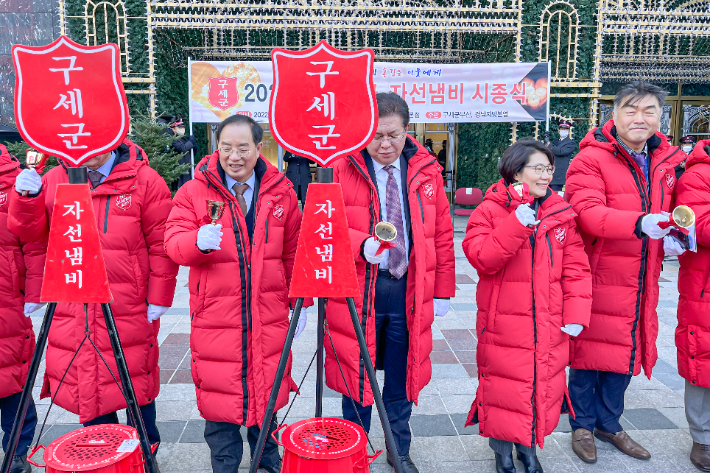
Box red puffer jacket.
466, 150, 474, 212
565, 120, 684, 377
324, 137, 456, 407
674, 140, 710, 389
165, 153, 302, 426
463, 180, 591, 448
0, 145, 41, 399
8, 140, 178, 422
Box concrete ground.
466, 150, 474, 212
1, 215, 698, 472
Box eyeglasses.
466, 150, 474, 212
220, 147, 251, 158
525, 164, 555, 175
372, 132, 407, 144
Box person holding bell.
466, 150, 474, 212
164, 114, 308, 473
463, 139, 592, 473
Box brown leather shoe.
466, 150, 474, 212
594, 430, 650, 460
572, 428, 597, 463
691, 442, 710, 472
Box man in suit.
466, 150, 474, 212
550, 121, 578, 192
325, 92, 456, 473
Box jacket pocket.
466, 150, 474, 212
589, 238, 604, 274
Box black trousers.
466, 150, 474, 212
294, 183, 308, 204
83, 401, 160, 449
204, 415, 280, 473
568, 368, 632, 434
342, 271, 413, 456
1, 392, 37, 457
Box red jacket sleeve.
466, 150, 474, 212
21, 238, 47, 303
281, 188, 312, 308
333, 162, 371, 262
141, 171, 179, 307
462, 204, 532, 275
560, 223, 592, 328
8, 183, 49, 243
165, 184, 215, 268
433, 172, 455, 298
675, 167, 710, 248
565, 152, 644, 240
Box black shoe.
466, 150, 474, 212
386, 451, 420, 473
516, 449, 543, 473
495, 452, 516, 473
10, 455, 31, 473
257, 460, 281, 473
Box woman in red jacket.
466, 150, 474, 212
0, 145, 42, 473
673, 140, 710, 472
463, 140, 592, 473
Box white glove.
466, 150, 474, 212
197, 224, 223, 251
24, 302, 46, 317
292, 307, 308, 339
641, 214, 672, 239
434, 298, 450, 317
147, 304, 169, 323
663, 235, 686, 257
15, 169, 42, 195
363, 237, 385, 265
561, 324, 584, 337
515, 203, 540, 227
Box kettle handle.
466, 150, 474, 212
353, 449, 382, 470
27, 445, 46, 468
271, 424, 288, 447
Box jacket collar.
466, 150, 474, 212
485, 179, 574, 224
0, 144, 20, 175
57, 138, 145, 189
350, 135, 439, 185
197, 151, 286, 202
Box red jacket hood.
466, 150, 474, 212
483, 178, 574, 223
0, 144, 20, 175
580, 119, 674, 161
686, 139, 710, 169
194, 151, 288, 200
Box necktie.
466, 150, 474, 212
232, 183, 249, 216
88, 170, 103, 188
383, 165, 407, 279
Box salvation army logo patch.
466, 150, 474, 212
273, 204, 284, 221
423, 183, 434, 200
665, 173, 675, 190
115, 194, 131, 211
0, 192, 7, 207
554, 227, 567, 245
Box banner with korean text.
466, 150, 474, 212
189, 60, 549, 124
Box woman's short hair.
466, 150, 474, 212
498, 139, 555, 185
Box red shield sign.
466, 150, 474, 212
12, 36, 129, 167
270, 41, 378, 167
208, 76, 239, 111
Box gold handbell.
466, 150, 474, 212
206, 200, 226, 224
511, 182, 524, 198
375, 221, 397, 242
672, 205, 695, 229
25, 150, 45, 169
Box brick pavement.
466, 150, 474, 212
1, 216, 698, 472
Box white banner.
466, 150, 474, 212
189, 60, 550, 124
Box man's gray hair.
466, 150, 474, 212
613, 81, 668, 112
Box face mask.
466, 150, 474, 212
559, 131, 569, 138
682, 145, 692, 153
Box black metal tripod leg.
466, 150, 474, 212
0, 303, 56, 473
100, 303, 160, 473
346, 297, 405, 473
315, 297, 326, 417
249, 298, 304, 473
